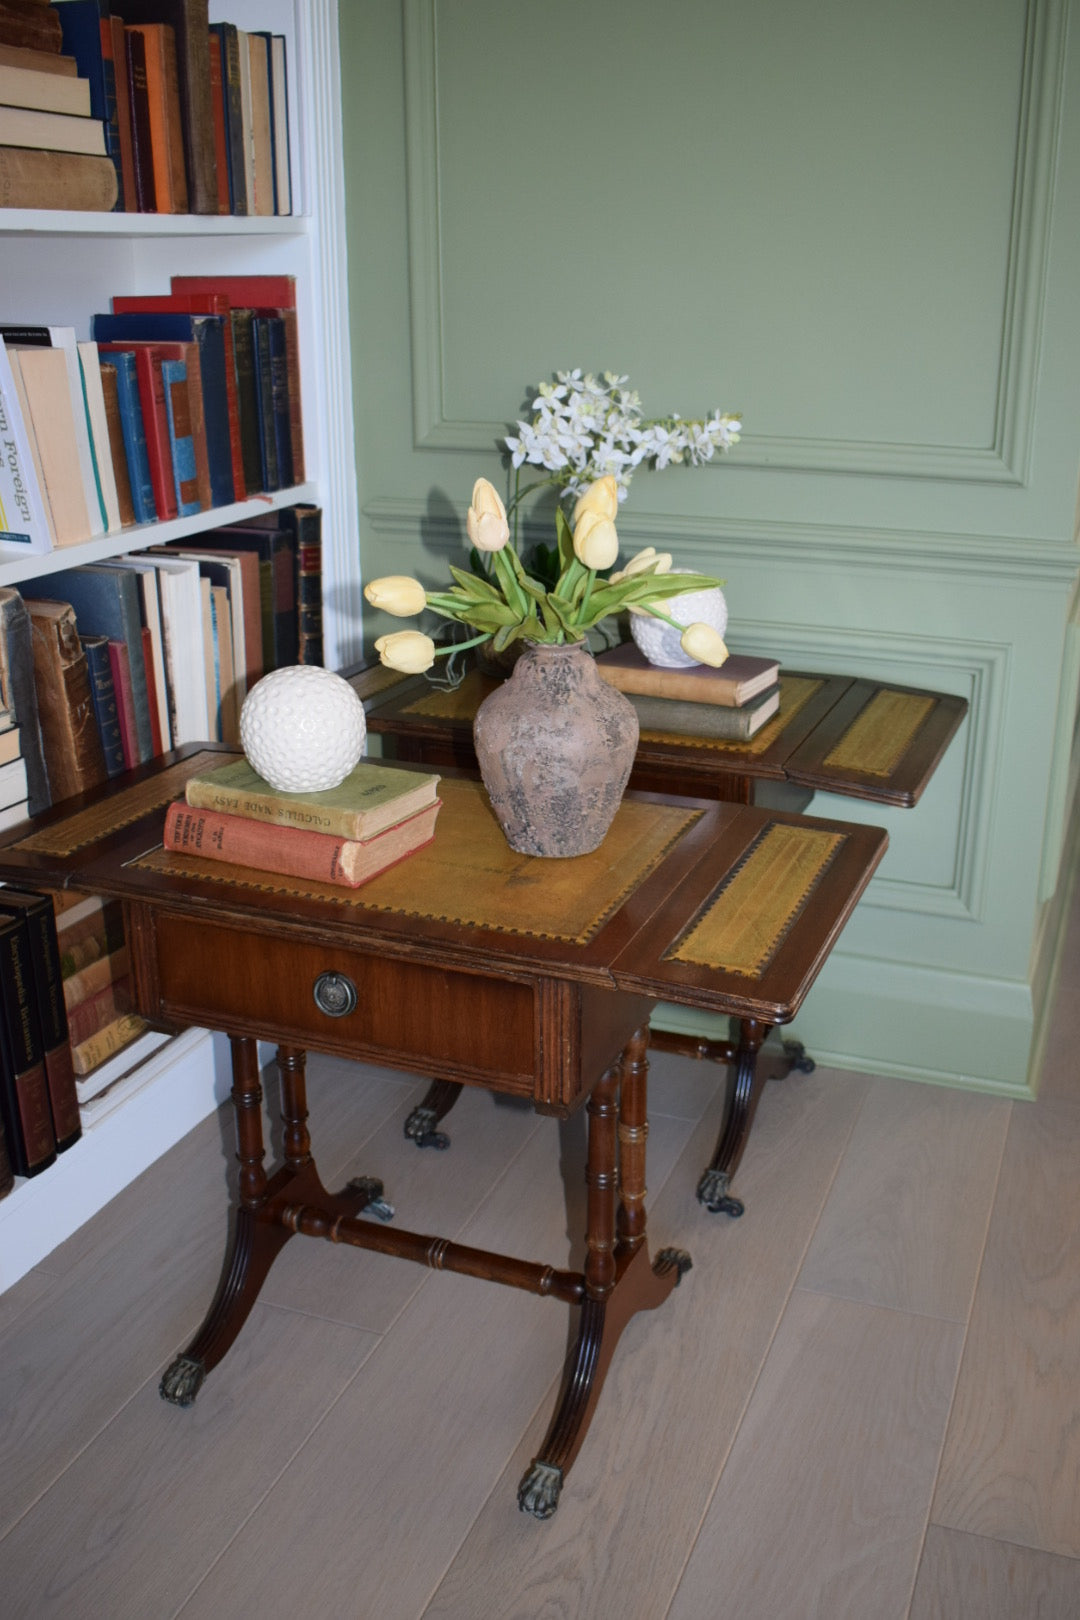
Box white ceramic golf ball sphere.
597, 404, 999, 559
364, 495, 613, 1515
630, 572, 728, 668
240, 666, 367, 792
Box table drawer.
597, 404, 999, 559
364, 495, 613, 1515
145, 913, 538, 1091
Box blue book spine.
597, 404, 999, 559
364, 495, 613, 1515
55, 0, 124, 212
98, 354, 156, 525
264, 316, 293, 488
251, 317, 280, 492
79, 634, 125, 776
91, 315, 234, 507
160, 360, 201, 517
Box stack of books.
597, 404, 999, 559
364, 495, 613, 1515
0, 4, 295, 216
595, 643, 782, 740
55, 892, 148, 1081
163, 757, 443, 889
0, 18, 117, 213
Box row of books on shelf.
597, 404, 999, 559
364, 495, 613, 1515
0, 881, 165, 1200
0, 272, 305, 555
0, 499, 322, 819
0, 3, 293, 216
594, 642, 783, 739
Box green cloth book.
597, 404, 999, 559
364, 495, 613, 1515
184, 757, 441, 840
631, 684, 780, 740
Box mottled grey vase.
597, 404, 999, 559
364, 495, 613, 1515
473, 640, 639, 858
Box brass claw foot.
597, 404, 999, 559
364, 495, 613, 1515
160, 1354, 206, 1406
345, 1176, 395, 1221
781, 1038, 815, 1075
696, 1168, 745, 1218
518, 1460, 564, 1519
654, 1247, 693, 1283
403, 1104, 450, 1150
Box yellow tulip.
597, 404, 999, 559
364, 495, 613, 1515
363, 575, 427, 616
374, 630, 437, 673
571, 474, 619, 528
466, 477, 510, 552
572, 508, 619, 571
609, 547, 673, 583
680, 623, 729, 667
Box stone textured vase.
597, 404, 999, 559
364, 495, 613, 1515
473, 641, 639, 858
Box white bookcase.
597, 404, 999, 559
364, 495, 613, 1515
0, 1, 361, 1289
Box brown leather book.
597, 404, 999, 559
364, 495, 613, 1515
99, 361, 136, 526
207, 26, 229, 213
595, 643, 781, 707
24, 597, 108, 802
245, 29, 272, 217
0, 2, 64, 56
0, 143, 117, 210
0, 42, 78, 75
127, 22, 187, 213
108, 14, 137, 212
118, 0, 216, 213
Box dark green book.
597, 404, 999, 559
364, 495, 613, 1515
631, 683, 781, 741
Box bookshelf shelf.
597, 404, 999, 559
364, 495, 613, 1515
0, 1, 359, 1290
0, 482, 319, 587
0, 211, 311, 239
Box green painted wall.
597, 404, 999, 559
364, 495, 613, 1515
339, 0, 1080, 1095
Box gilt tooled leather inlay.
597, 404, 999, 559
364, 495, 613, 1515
823, 689, 935, 778
667, 821, 845, 976
132, 776, 701, 944
12, 753, 225, 855
400, 669, 498, 721
637, 675, 823, 753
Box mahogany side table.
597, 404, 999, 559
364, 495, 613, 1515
0, 749, 887, 1515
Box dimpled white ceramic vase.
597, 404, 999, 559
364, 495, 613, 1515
240, 666, 367, 792
630, 569, 728, 668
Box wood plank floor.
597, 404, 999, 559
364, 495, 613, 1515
2, 882, 1079, 1618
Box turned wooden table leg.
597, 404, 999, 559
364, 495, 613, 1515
518, 1028, 690, 1518
160, 1038, 302, 1406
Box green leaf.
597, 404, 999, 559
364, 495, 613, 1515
447, 563, 503, 600
555, 506, 576, 571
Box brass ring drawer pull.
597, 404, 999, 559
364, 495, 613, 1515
312, 971, 358, 1018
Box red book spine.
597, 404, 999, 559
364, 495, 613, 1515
98, 343, 176, 520
107, 640, 138, 770
172, 273, 296, 309
66, 976, 134, 1048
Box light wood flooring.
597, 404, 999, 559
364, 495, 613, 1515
3, 882, 1080, 1618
